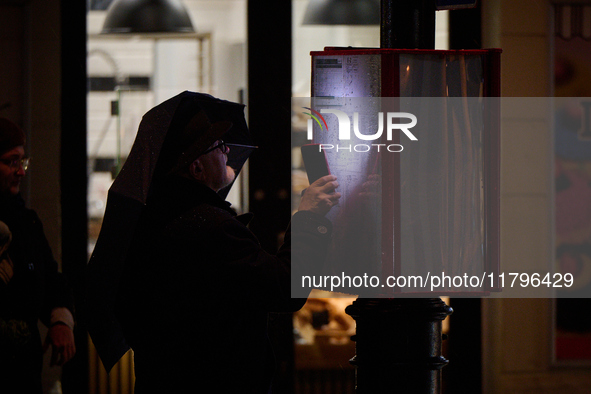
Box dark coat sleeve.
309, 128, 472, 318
163, 207, 332, 313
0, 209, 74, 326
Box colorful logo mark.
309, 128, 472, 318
303, 107, 328, 131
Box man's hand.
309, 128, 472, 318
298, 175, 341, 216
44, 324, 76, 366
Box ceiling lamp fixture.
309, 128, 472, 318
302, 0, 380, 25
101, 0, 195, 34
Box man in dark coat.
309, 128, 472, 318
0, 118, 76, 393
88, 92, 340, 393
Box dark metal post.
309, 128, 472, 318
345, 1, 453, 393
346, 299, 452, 393
247, 1, 295, 392
381, 0, 436, 49
60, 0, 89, 392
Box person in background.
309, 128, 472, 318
0, 118, 76, 394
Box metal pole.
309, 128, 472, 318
345, 2, 453, 393
347, 298, 452, 393
381, 0, 437, 50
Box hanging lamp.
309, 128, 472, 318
302, 0, 380, 25
101, 0, 194, 34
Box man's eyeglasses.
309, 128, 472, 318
201, 140, 229, 155
200, 140, 258, 156
0, 157, 30, 171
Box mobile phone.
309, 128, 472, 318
301, 144, 331, 184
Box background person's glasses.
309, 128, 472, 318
0, 157, 30, 171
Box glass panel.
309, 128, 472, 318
86, 3, 247, 390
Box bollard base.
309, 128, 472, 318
345, 298, 453, 394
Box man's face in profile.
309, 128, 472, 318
0, 146, 26, 197
195, 140, 236, 192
